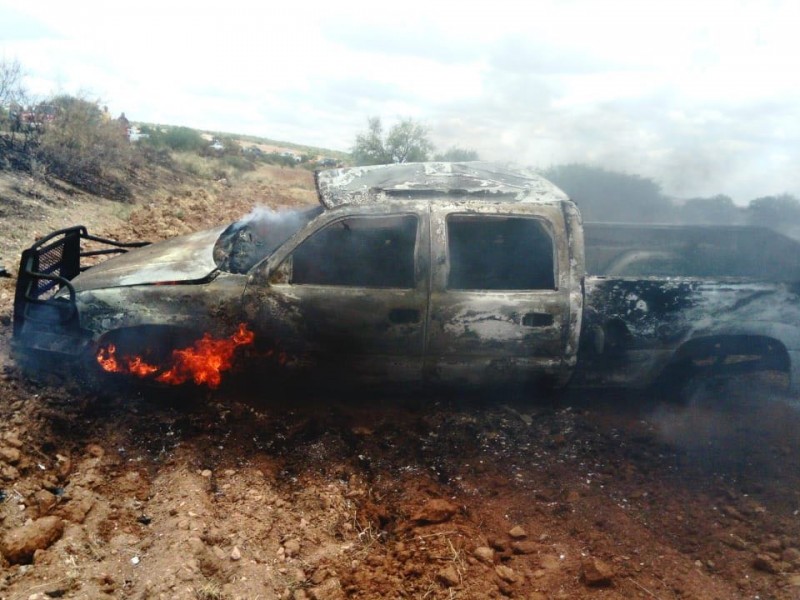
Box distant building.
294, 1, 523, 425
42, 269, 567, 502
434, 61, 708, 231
127, 126, 149, 142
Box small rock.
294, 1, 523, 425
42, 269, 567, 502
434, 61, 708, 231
34, 490, 57, 516
284, 538, 301, 557
200, 469, 212, 478
1, 516, 64, 564
753, 554, 779, 574
582, 557, 615, 587
59, 497, 94, 524
763, 538, 783, 553
721, 504, 745, 521
508, 525, 527, 539
788, 574, 800, 586
230, 546, 241, 561
511, 541, 538, 555
309, 577, 344, 600
474, 546, 494, 563
722, 533, 749, 551
488, 537, 506, 552
3, 432, 23, 448
0, 447, 21, 465
1, 465, 19, 481
85, 444, 104, 458
411, 499, 459, 524
56, 455, 72, 480
175, 565, 195, 581
495, 565, 517, 583
782, 548, 800, 563
437, 565, 460, 587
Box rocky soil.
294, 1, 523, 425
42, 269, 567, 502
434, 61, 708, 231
2, 163, 800, 599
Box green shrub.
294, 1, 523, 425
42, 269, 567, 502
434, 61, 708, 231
222, 154, 255, 171
161, 126, 206, 152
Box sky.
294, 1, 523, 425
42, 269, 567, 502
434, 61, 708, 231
1, 0, 799, 203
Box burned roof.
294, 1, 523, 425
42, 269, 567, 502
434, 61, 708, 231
315, 162, 569, 209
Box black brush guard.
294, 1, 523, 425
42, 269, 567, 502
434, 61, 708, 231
13, 226, 150, 344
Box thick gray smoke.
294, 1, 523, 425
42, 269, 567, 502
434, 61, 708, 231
214, 205, 322, 274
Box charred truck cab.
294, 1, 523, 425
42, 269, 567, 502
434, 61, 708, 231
243, 164, 584, 387
12, 162, 800, 392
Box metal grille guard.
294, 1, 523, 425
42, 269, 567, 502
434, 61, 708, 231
13, 226, 150, 337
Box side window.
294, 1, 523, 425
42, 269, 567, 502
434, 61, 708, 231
447, 215, 556, 290
284, 215, 417, 288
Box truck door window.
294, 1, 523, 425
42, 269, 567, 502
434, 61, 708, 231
287, 215, 417, 288
447, 215, 555, 290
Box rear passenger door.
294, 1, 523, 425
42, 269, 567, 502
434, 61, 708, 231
426, 205, 572, 384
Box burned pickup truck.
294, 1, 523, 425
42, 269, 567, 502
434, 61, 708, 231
12, 162, 800, 392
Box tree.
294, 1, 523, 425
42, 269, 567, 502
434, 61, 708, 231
434, 146, 480, 161
37, 94, 133, 198
0, 58, 29, 146
679, 195, 741, 225
351, 117, 433, 166
746, 194, 800, 232
385, 118, 433, 163
160, 126, 206, 152
0, 58, 24, 110
543, 163, 674, 223
352, 117, 389, 165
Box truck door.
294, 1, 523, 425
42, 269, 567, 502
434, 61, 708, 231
244, 207, 430, 382
426, 204, 581, 386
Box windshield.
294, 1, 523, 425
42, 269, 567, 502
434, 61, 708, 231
213, 206, 323, 273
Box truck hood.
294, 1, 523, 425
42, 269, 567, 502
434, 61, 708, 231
72, 226, 226, 292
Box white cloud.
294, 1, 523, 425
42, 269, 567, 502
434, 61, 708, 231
1, 0, 799, 201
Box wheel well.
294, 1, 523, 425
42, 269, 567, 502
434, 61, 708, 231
654, 334, 791, 394
671, 334, 790, 371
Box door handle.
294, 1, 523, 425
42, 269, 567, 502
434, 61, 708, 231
388, 308, 421, 324
522, 312, 554, 327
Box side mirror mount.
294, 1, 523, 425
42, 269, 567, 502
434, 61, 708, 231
269, 256, 293, 285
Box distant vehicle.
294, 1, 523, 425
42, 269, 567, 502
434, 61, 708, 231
280, 151, 301, 162
317, 157, 338, 167
12, 163, 800, 392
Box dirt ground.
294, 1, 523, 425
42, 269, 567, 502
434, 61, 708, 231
2, 164, 800, 599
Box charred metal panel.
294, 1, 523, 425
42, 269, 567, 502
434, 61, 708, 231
71, 227, 225, 291
316, 162, 569, 208
574, 277, 800, 387
75, 274, 249, 343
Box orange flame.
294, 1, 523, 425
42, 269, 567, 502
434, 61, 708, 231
96, 323, 255, 389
